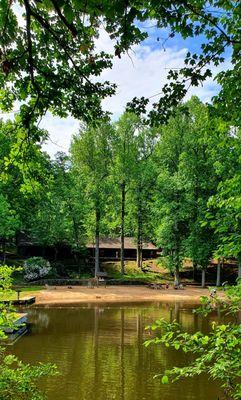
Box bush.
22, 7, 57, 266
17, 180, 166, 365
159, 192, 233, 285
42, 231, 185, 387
23, 257, 51, 281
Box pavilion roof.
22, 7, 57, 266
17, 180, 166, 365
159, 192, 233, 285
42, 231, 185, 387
86, 237, 158, 250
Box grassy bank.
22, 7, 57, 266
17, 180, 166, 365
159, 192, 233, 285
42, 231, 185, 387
101, 259, 173, 283
0, 286, 44, 301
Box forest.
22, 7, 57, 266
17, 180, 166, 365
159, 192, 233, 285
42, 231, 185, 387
1, 96, 241, 286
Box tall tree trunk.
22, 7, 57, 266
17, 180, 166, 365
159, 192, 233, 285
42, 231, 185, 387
137, 194, 142, 269
121, 182, 126, 275
216, 258, 221, 287
137, 241, 142, 269
95, 208, 100, 277
174, 266, 180, 286
173, 249, 180, 286
201, 269, 206, 288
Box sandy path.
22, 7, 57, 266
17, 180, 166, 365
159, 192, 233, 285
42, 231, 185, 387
32, 285, 216, 306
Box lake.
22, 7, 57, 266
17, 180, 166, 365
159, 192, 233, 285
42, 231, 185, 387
12, 302, 221, 400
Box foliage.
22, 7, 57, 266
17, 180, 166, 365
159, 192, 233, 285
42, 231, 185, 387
0, 0, 239, 135
206, 128, 241, 262
0, 349, 57, 400
145, 281, 241, 399
23, 257, 51, 281
26, 152, 86, 253
152, 97, 232, 285
0, 119, 50, 194
0, 266, 58, 399
0, 265, 18, 336
0, 194, 20, 241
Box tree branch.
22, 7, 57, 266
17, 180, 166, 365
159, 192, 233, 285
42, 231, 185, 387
183, 1, 241, 45
28, 5, 95, 88
50, 0, 77, 37
23, 0, 35, 87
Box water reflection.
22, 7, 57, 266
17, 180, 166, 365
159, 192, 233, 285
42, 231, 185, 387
12, 303, 221, 400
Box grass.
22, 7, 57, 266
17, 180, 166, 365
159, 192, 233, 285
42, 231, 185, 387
101, 259, 171, 283
0, 286, 44, 301
12, 286, 44, 292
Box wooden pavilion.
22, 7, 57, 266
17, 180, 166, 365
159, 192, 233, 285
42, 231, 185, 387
86, 237, 159, 260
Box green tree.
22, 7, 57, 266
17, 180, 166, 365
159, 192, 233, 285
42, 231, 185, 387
178, 98, 220, 287
207, 128, 241, 278
153, 111, 190, 285
71, 123, 113, 276
153, 97, 231, 286
111, 113, 141, 274
128, 124, 157, 268
0, 119, 50, 263
27, 152, 86, 267
0, 194, 19, 263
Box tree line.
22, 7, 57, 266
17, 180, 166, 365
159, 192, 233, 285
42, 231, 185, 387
0, 96, 241, 285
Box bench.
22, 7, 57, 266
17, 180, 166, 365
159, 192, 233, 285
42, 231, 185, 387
96, 272, 108, 287
87, 272, 108, 288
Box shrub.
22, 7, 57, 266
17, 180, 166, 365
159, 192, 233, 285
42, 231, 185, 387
23, 257, 51, 281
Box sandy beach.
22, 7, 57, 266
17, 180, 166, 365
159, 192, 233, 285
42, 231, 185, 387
32, 285, 216, 306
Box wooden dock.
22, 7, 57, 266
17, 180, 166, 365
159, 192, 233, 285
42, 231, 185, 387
1, 313, 28, 344
2, 313, 28, 333
1, 296, 36, 306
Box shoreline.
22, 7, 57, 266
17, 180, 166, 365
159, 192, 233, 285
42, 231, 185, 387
30, 285, 217, 306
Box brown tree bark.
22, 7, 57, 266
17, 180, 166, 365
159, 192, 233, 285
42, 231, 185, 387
120, 181, 126, 275
201, 269, 206, 288
95, 208, 100, 277
174, 266, 180, 287
216, 258, 221, 287
137, 208, 142, 269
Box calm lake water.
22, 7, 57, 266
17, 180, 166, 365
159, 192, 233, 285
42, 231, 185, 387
12, 302, 221, 400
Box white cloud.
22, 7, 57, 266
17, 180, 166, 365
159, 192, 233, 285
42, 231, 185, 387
3, 24, 228, 157
42, 32, 189, 157
41, 114, 79, 157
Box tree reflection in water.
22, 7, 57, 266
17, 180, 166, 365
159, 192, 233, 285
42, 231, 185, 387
11, 303, 221, 400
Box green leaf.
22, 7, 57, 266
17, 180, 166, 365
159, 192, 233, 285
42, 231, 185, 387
63, 4, 74, 23
72, 0, 82, 10
162, 375, 169, 384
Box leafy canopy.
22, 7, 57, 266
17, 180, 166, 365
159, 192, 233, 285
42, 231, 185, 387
0, 0, 240, 134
